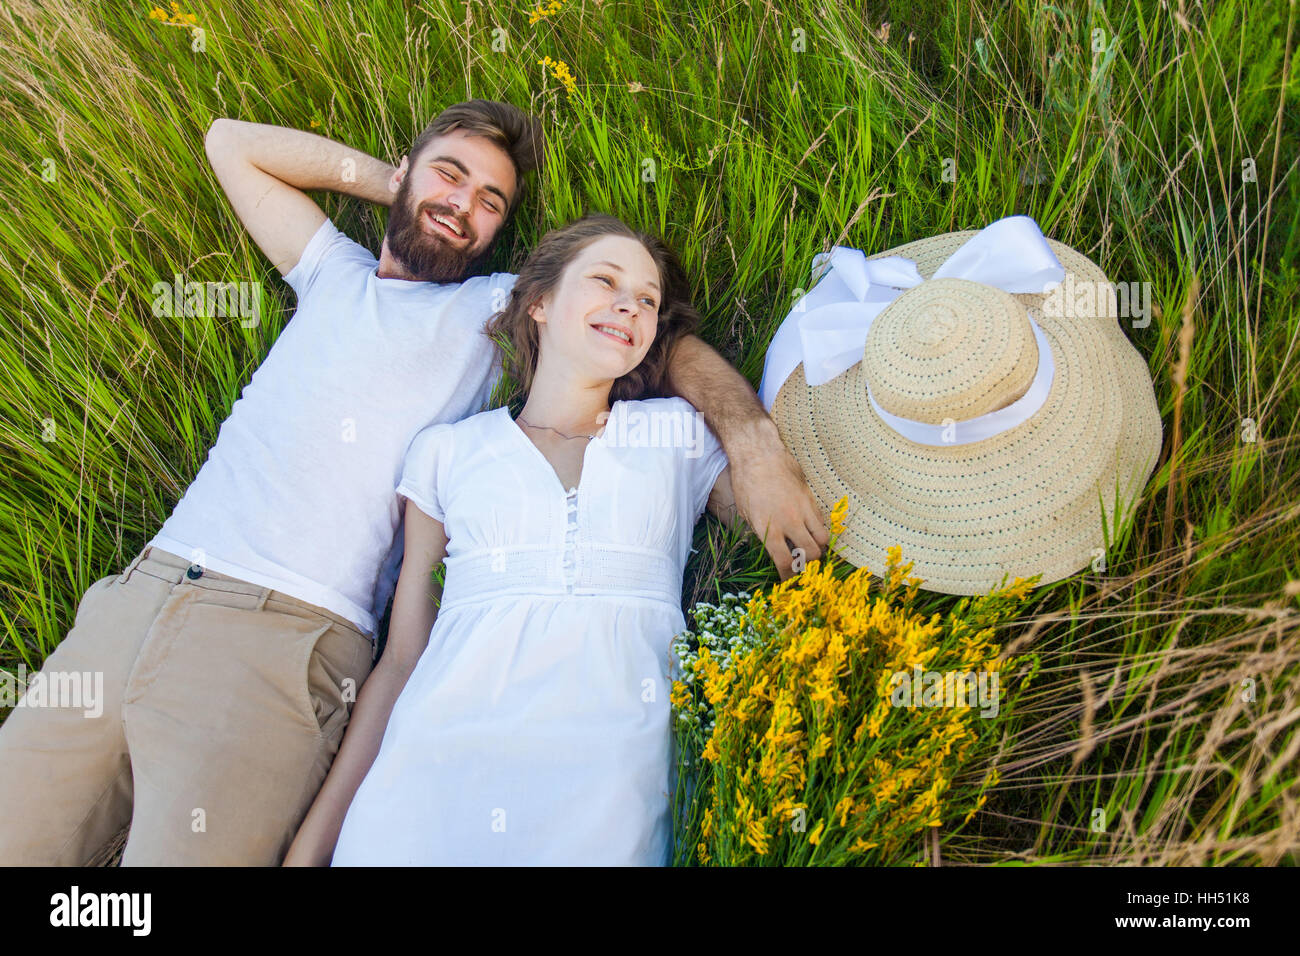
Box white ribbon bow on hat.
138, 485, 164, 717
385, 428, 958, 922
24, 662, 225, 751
758, 215, 1069, 446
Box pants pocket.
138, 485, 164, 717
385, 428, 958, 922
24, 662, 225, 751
298, 622, 373, 738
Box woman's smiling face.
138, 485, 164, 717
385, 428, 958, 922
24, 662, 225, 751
528, 234, 661, 381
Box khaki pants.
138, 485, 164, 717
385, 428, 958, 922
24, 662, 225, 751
0, 546, 375, 866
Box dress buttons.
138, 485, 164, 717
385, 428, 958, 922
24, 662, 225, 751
563, 488, 578, 592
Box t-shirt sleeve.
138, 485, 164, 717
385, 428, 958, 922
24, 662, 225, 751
283, 218, 369, 299
396, 422, 455, 523
685, 402, 730, 520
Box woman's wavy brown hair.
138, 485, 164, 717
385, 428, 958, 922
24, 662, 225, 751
484, 214, 700, 409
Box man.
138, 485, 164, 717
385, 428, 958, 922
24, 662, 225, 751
0, 99, 827, 866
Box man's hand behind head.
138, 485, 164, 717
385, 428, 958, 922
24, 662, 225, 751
204, 118, 397, 277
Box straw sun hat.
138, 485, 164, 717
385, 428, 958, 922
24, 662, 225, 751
758, 215, 1163, 595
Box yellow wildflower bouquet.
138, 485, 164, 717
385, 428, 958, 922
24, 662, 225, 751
669, 497, 1041, 865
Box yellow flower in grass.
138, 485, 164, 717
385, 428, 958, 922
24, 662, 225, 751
1001, 576, 1035, 601
527, 0, 564, 26
759, 747, 806, 788
905, 774, 947, 822
823, 629, 850, 674
808, 679, 838, 716
808, 732, 833, 760
829, 495, 849, 536
538, 55, 578, 95
735, 786, 755, 823
784, 625, 830, 668
727, 694, 758, 722
770, 798, 807, 829
961, 766, 999, 824
962, 791, 989, 825
762, 697, 803, 748
148, 1, 197, 26
745, 817, 770, 855
834, 795, 855, 827
670, 679, 690, 708
682, 524, 1034, 866
699, 650, 734, 706
860, 702, 887, 741
701, 735, 720, 762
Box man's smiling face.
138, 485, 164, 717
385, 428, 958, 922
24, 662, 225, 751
382, 128, 519, 282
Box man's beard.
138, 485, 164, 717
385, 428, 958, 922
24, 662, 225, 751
384, 179, 496, 282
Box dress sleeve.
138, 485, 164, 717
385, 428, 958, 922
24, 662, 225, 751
685, 402, 729, 520
396, 422, 456, 523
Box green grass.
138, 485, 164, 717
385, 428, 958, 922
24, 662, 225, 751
1, 0, 1296, 864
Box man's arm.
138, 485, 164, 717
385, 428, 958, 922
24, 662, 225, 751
205, 118, 399, 276
668, 334, 829, 579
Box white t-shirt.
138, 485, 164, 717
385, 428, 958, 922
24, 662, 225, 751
148, 218, 517, 637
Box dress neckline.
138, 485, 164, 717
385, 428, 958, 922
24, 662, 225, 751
499, 401, 623, 499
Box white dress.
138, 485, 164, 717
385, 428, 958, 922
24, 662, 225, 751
331, 396, 729, 866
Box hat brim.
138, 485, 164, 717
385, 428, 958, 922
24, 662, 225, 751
771, 232, 1164, 594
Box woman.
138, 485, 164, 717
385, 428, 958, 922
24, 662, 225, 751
284, 213, 737, 865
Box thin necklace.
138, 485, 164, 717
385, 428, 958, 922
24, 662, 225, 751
516, 413, 608, 442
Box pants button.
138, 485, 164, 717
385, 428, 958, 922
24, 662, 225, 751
186, 565, 204, 579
